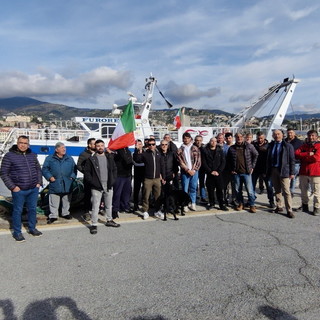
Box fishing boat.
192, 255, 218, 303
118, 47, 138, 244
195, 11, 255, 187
0, 75, 300, 166
0, 75, 300, 214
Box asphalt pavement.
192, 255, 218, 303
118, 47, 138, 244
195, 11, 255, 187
1, 191, 320, 320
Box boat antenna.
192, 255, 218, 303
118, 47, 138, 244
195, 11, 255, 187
155, 83, 173, 108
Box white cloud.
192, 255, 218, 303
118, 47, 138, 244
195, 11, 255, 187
165, 81, 220, 104
286, 5, 319, 21
0, 67, 132, 101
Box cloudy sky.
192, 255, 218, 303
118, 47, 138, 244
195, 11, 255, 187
0, 0, 319, 114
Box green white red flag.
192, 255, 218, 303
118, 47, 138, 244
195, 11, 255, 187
173, 108, 182, 129
108, 100, 136, 150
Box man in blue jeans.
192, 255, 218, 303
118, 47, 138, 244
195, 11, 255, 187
177, 132, 201, 211
227, 132, 258, 213
0, 135, 42, 242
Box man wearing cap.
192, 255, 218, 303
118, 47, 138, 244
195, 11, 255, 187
42, 142, 77, 224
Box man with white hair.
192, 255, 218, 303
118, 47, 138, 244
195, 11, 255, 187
266, 130, 295, 218
42, 142, 77, 224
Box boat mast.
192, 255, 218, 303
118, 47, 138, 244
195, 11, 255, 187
229, 77, 300, 141
137, 75, 157, 138
266, 78, 300, 140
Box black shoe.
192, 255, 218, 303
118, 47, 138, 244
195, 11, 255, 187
219, 206, 229, 211
47, 218, 57, 224
62, 215, 72, 220
206, 204, 213, 210
112, 211, 119, 219
13, 233, 26, 242
274, 207, 284, 214
81, 213, 91, 222
302, 204, 309, 213
123, 208, 134, 213
28, 229, 42, 237
133, 205, 139, 212
287, 211, 295, 219
105, 220, 120, 228
268, 202, 276, 209
90, 226, 97, 234
313, 208, 320, 216
200, 198, 208, 204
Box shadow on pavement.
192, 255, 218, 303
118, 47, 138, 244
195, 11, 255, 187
258, 305, 299, 320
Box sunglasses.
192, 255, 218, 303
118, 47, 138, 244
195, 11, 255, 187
161, 144, 168, 146
148, 143, 156, 146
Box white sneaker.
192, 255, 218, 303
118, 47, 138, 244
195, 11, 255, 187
154, 211, 164, 219
183, 206, 189, 213
189, 203, 197, 211
142, 212, 149, 220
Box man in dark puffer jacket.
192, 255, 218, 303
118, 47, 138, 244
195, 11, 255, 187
0, 135, 42, 242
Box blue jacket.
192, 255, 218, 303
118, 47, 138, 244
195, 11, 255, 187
42, 153, 77, 194
0, 145, 42, 191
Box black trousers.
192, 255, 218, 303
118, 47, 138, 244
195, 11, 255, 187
206, 174, 224, 207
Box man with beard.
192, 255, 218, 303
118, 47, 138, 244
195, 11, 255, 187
227, 132, 258, 213
84, 139, 119, 234
77, 138, 96, 221
176, 132, 201, 211
295, 130, 320, 215
252, 132, 275, 208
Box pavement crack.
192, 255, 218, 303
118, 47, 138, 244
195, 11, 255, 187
215, 214, 318, 288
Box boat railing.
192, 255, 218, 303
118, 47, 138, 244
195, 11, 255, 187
7, 128, 90, 142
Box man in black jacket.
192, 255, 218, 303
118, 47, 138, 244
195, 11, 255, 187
84, 139, 119, 234
133, 138, 165, 220
77, 138, 96, 221
159, 139, 179, 204
112, 147, 133, 217
227, 132, 258, 213
252, 132, 275, 208
285, 128, 303, 196
201, 137, 228, 211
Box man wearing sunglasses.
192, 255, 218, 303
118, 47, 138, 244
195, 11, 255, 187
133, 138, 165, 219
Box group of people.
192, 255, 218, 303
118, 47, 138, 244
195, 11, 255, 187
1, 127, 319, 242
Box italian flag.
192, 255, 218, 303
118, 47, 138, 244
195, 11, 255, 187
108, 100, 136, 150
173, 108, 182, 129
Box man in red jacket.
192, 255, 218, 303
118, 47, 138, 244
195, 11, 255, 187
295, 130, 320, 215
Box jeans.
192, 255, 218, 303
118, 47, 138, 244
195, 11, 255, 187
198, 168, 207, 199
233, 173, 255, 206
290, 163, 300, 195
181, 171, 199, 204
112, 176, 132, 212
11, 187, 39, 236
252, 172, 274, 204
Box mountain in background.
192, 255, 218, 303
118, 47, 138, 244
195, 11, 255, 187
0, 97, 111, 118
0, 96, 318, 121
0, 97, 46, 109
